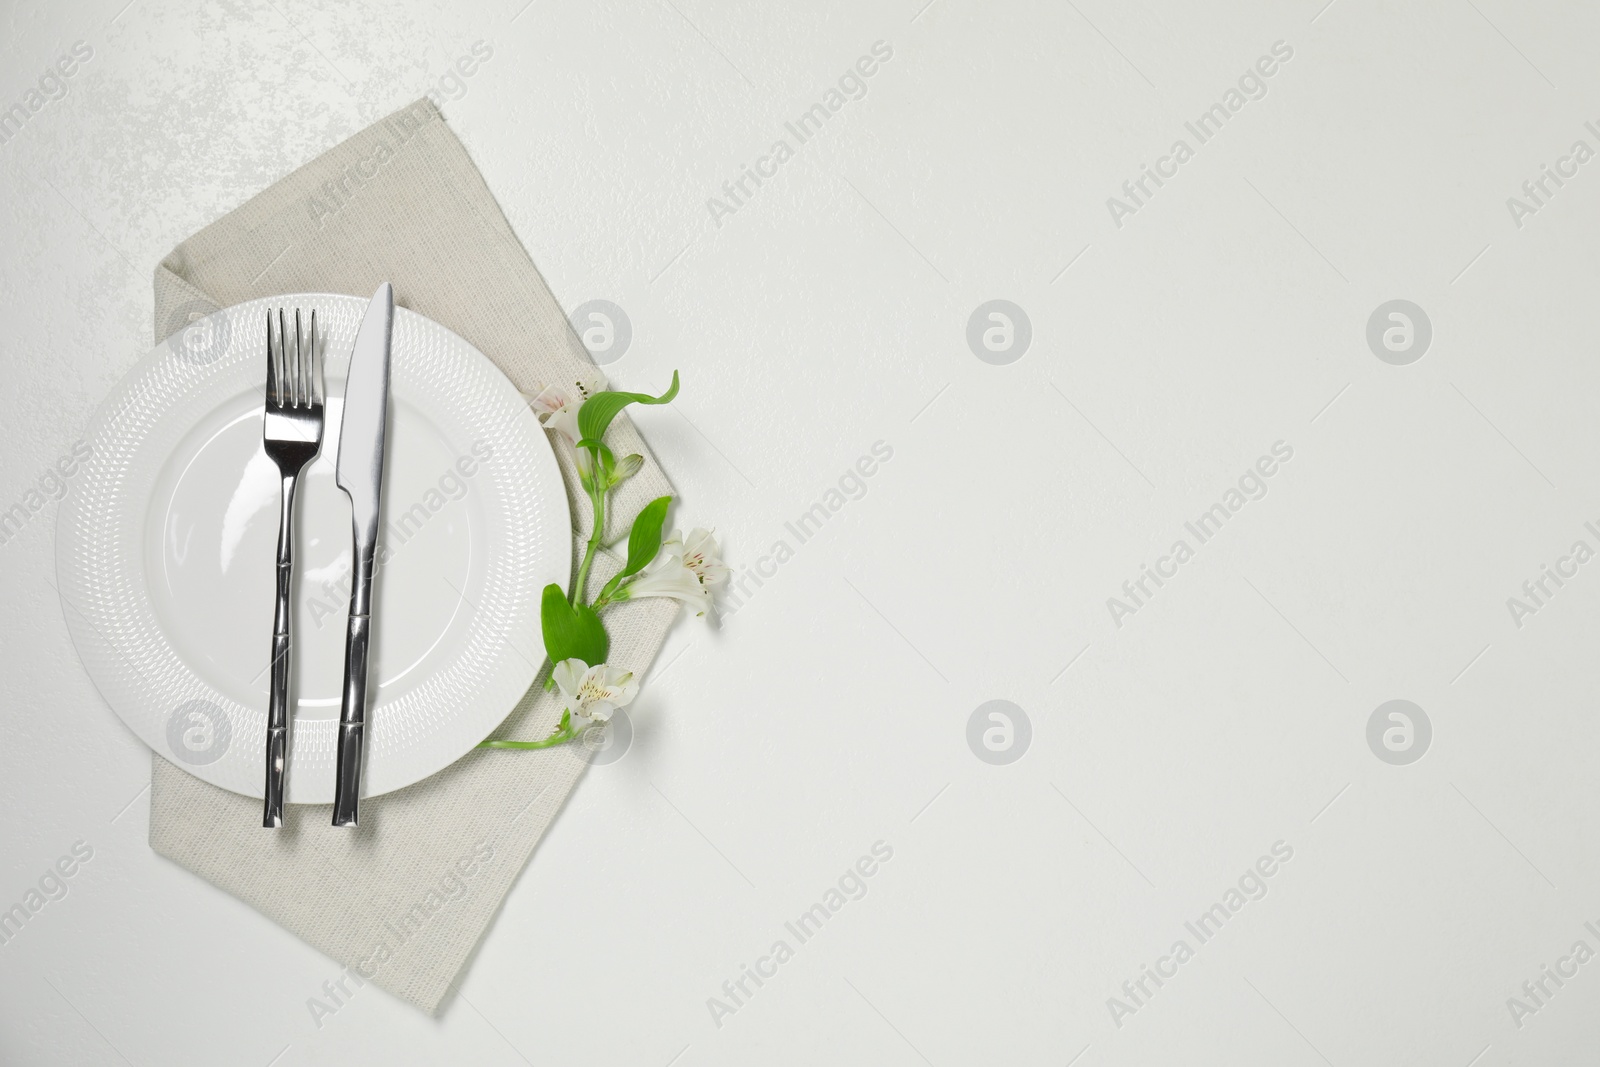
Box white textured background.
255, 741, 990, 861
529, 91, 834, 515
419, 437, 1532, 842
4, 0, 1599, 1063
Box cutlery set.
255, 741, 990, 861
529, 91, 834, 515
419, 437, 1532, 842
61, 286, 560, 807
261, 283, 393, 828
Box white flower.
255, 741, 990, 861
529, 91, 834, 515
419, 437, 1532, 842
677, 528, 730, 588
552, 659, 638, 727
526, 375, 605, 447
622, 528, 729, 617
526, 376, 606, 482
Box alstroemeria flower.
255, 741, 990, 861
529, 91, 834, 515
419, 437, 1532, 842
622, 528, 729, 617
677, 528, 730, 588
526, 376, 606, 483
552, 658, 638, 726
526, 375, 606, 447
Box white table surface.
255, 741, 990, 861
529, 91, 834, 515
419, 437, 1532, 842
4, 0, 1599, 1063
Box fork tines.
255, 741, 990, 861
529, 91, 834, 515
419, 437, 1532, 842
265, 308, 322, 410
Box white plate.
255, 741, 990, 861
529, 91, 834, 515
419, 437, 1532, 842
56, 294, 569, 803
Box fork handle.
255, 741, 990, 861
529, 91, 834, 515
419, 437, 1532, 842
263, 472, 299, 827
332, 540, 376, 827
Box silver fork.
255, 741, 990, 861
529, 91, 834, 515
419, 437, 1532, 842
262, 308, 323, 828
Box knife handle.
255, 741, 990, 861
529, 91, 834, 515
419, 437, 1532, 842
263, 472, 298, 828
332, 545, 376, 827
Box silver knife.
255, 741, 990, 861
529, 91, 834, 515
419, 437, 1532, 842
331, 282, 394, 826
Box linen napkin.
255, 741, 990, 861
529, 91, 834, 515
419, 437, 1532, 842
147, 98, 678, 1013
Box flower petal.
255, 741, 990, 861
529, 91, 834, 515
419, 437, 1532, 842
552, 658, 587, 699
596, 668, 638, 707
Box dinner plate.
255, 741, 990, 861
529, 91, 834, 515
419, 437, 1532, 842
56, 294, 569, 803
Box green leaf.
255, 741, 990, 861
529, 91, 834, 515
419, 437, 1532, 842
576, 371, 680, 446
571, 604, 607, 663
574, 438, 615, 464
622, 496, 673, 579
539, 583, 608, 667
597, 495, 673, 605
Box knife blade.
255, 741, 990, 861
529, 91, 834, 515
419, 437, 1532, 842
332, 282, 394, 826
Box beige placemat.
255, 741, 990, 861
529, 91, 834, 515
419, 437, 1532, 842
147, 98, 678, 1014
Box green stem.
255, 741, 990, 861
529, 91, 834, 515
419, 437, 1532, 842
571, 451, 606, 604
479, 722, 578, 750
590, 579, 624, 612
